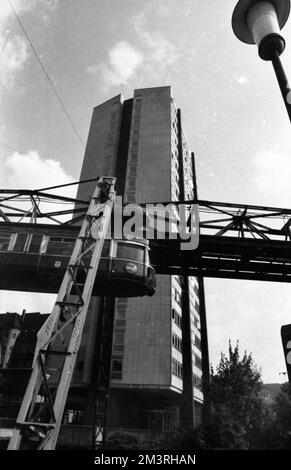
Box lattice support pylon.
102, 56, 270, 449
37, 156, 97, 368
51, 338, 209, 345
92, 297, 115, 449
8, 177, 116, 450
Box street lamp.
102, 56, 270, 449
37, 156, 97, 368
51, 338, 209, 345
232, 0, 291, 122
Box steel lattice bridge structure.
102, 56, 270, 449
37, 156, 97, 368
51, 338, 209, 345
1, 184, 291, 291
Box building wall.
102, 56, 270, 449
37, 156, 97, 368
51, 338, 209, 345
178, 122, 203, 404
72, 296, 102, 385
124, 87, 172, 205
76, 94, 123, 202
111, 87, 174, 390
109, 88, 203, 407
74, 86, 204, 431
112, 278, 172, 388
75, 94, 123, 386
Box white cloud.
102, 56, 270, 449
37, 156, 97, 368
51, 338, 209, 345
89, 41, 143, 88
0, 2, 63, 317
0, 148, 72, 316
233, 74, 249, 85
0, 3, 12, 21
0, 34, 28, 90
0, 150, 76, 222
253, 149, 291, 207
2, 150, 73, 189
133, 11, 179, 68
88, 6, 179, 91
107, 41, 143, 85
143, 30, 179, 67
0, 0, 57, 23
0, 0, 58, 97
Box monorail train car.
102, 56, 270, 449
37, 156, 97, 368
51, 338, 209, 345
0, 222, 155, 297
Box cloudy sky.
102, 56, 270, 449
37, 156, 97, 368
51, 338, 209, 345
1, 0, 291, 383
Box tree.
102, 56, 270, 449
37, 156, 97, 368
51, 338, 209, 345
166, 425, 206, 450
103, 432, 165, 450
271, 382, 291, 449
204, 341, 265, 449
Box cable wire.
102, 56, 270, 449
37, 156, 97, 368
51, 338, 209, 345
0, 142, 22, 153
8, 0, 85, 149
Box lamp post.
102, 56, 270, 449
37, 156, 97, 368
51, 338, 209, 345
232, 0, 291, 122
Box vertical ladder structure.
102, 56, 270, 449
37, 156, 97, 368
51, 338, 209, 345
8, 177, 116, 450
91, 297, 115, 449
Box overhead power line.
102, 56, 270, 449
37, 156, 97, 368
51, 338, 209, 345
8, 0, 85, 149
0, 142, 22, 153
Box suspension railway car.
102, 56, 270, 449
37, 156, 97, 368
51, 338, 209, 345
0, 222, 155, 297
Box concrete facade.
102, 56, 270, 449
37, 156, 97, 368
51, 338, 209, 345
76, 86, 204, 436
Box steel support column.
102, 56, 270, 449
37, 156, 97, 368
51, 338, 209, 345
91, 296, 115, 449
177, 108, 195, 426
191, 151, 210, 424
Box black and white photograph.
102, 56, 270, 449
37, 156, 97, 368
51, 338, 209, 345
0, 0, 291, 461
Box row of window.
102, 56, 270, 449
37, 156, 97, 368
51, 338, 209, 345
63, 409, 83, 425
103, 102, 119, 174
172, 187, 180, 200
171, 153, 180, 201
171, 104, 178, 132
171, 156, 179, 170
171, 137, 179, 152
110, 298, 127, 378
171, 177, 180, 198
172, 333, 182, 352
0, 232, 77, 256
115, 298, 127, 319
172, 358, 183, 378
173, 275, 182, 285
181, 137, 195, 198
111, 349, 201, 380
113, 331, 124, 345
172, 308, 182, 328
193, 373, 202, 391
126, 100, 141, 203
192, 315, 200, 330
172, 169, 179, 184
190, 299, 199, 314
171, 133, 180, 202
111, 356, 123, 379
194, 335, 201, 350
171, 108, 196, 206
195, 354, 202, 370
173, 288, 182, 306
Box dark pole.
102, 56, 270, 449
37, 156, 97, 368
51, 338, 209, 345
191, 152, 211, 424
177, 109, 195, 428
271, 51, 291, 123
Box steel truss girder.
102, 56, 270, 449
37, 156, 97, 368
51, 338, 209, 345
0, 189, 89, 225
1, 196, 291, 284
2, 191, 291, 240
150, 235, 291, 282
8, 177, 116, 450
197, 199, 291, 240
